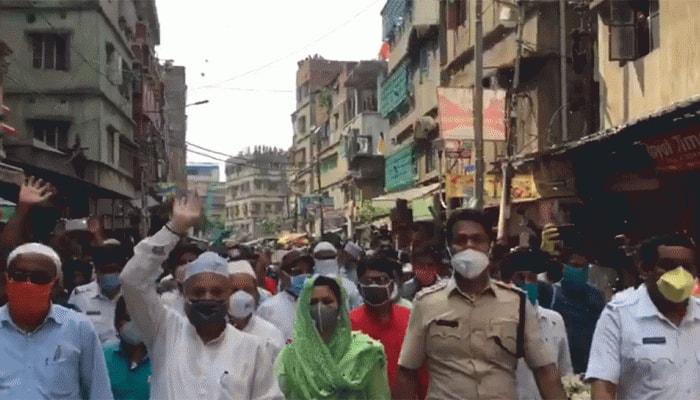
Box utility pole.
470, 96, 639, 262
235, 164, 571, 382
497, 0, 525, 243
474, 0, 485, 211
314, 126, 325, 236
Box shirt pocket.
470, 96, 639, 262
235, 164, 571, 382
427, 322, 463, 358
0, 368, 19, 395
39, 343, 81, 398
485, 318, 519, 369
632, 345, 674, 391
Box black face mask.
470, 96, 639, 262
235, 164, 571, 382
185, 300, 227, 328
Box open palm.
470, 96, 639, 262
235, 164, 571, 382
171, 195, 204, 234
19, 176, 53, 207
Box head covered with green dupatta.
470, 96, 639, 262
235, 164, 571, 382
275, 274, 387, 399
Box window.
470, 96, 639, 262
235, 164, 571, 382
119, 139, 135, 175
107, 128, 116, 165
296, 115, 307, 134
447, 0, 468, 30
321, 154, 339, 174
425, 143, 436, 173
265, 204, 273, 214
609, 0, 659, 61
32, 119, 69, 149
31, 33, 69, 71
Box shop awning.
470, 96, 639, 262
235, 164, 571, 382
507, 94, 700, 166
371, 182, 440, 209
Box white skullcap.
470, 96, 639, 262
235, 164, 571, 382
227, 260, 256, 279
271, 250, 288, 265
344, 242, 364, 261
313, 241, 337, 257
402, 263, 414, 274
7, 243, 63, 285
184, 251, 229, 281
103, 238, 121, 246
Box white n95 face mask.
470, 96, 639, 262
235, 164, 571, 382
451, 249, 490, 280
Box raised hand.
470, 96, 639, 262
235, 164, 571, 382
170, 194, 204, 235
18, 176, 54, 208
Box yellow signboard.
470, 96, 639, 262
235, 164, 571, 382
446, 173, 539, 202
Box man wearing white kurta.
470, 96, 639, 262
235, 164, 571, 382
120, 196, 283, 400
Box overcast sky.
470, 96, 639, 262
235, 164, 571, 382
155, 0, 385, 180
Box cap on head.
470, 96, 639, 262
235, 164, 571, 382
227, 260, 256, 279
343, 242, 364, 262
281, 250, 314, 272
313, 241, 337, 259
7, 243, 63, 285
184, 251, 230, 282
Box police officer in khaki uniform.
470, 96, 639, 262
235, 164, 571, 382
397, 209, 567, 400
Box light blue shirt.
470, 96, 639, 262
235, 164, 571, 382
0, 304, 113, 400
69, 280, 120, 345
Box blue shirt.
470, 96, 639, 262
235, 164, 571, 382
103, 343, 152, 400
0, 304, 113, 400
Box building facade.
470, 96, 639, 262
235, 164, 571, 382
225, 147, 288, 239
289, 56, 347, 235
0, 0, 161, 228
161, 61, 187, 193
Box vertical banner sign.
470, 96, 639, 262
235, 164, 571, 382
437, 87, 507, 141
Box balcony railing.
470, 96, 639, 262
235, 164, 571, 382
380, 60, 411, 120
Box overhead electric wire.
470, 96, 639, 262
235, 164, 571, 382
190, 0, 383, 91
186, 147, 305, 172
185, 141, 314, 169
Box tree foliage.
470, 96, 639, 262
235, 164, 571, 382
356, 200, 390, 225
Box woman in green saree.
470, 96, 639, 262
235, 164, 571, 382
275, 275, 390, 399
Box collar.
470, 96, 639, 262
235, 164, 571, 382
636, 286, 700, 321
446, 277, 499, 302
114, 344, 150, 367
0, 304, 68, 330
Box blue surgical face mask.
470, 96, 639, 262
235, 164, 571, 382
287, 273, 310, 297
562, 264, 589, 285
97, 273, 121, 293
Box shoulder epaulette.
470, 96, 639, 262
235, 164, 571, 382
606, 288, 640, 309
494, 280, 526, 295
415, 280, 448, 300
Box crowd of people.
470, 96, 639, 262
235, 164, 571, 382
0, 177, 698, 399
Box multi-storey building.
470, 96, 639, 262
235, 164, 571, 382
0, 0, 160, 228
289, 56, 347, 235
161, 61, 187, 193
375, 0, 442, 212
225, 147, 288, 239
186, 162, 221, 238
510, 0, 700, 248
0, 37, 24, 195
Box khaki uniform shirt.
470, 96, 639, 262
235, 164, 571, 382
399, 278, 555, 400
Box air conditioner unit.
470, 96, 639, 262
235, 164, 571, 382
356, 136, 371, 154
414, 116, 436, 140
110, 56, 123, 85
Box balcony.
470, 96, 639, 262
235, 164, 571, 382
380, 60, 411, 121
384, 144, 417, 193
345, 113, 390, 167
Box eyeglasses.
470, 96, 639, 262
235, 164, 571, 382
359, 276, 392, 286
7, 269, 55, 285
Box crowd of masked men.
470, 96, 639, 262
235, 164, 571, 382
0, 177, 698, 400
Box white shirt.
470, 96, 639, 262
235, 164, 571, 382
242, 315, 286, 360
257, 291, 297, 344
517, 305, 573, 400
160, 290, 187, 317
120, 228, 284, 400
68, 280, 120, 345
586, 286, 700, 400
